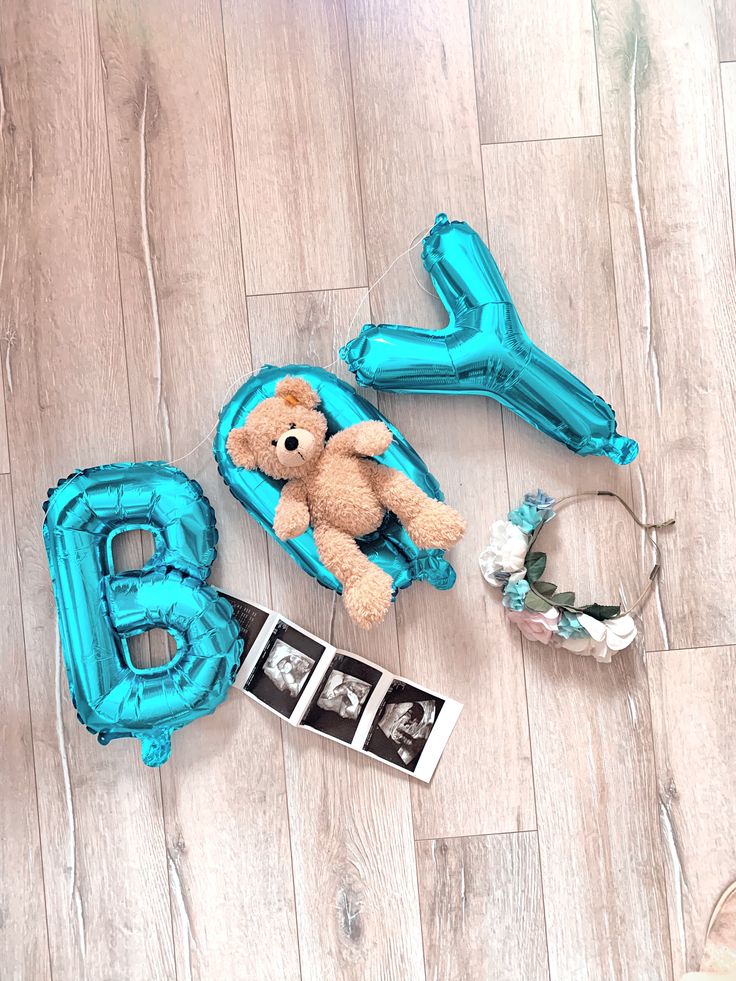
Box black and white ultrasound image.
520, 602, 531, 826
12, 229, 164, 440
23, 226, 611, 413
363, 681, 444, 771
301, 654, 381, 744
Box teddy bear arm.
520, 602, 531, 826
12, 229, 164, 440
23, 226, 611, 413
274, 481, 311, 540
327, 420, 392, 458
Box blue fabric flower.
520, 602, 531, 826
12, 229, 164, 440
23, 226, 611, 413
502, 580, 530, 611
524, 489, 556, 510
557, 612, 589, 640
508, 502, 544, 534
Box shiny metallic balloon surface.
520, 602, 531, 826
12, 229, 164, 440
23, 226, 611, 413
43, 462, 242, 766
214, 364, 456, 596
341, 214, 637, 464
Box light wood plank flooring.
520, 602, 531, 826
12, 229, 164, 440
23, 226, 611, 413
1, 1, 734, 978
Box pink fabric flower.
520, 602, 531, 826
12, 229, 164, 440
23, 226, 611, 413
505, 607, 560, 645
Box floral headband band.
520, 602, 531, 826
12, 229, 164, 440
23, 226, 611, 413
480, 490, 675, 662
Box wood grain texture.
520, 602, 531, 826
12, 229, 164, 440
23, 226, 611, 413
595, 0, 736, 651
97, 2, 301, 976
722, 62, 736, 244
0, 50, 13, 476
470, 0, 600, 144
526, 649, 673, 981
3, 0, 733, 977
716, 0, 736, 62
486, 135, 673, 981
0, 2, 177, 978
0, 475, 50, 979
0, 379, 8, 473
247, 289, 426, 981
482, 136, 633, 514
347, 0, 486, 279
221, 0, 366, 295
480, 133, 644, 613
347, 0, 535, 841
416, 832, 549, 981
649, 646, 736, 978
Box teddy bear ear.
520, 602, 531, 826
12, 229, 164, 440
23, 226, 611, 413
275, 376, 321, 410
226, 427, 257, 470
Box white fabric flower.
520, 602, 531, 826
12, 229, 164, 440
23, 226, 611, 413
559, 614, 637, 663
479, 519, 529, 586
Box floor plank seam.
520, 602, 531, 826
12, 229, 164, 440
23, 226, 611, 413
414, 827, 539, 844
479, 131, 603, 149
246, 281, 369, 302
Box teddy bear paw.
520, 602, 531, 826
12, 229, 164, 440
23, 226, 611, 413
274, 503, 310, 540
406, 501, 466, 550
343, 567, 394, 629
354, 421, 393, 457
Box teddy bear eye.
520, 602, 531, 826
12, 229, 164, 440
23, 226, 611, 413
288, 422, 296, 429
271, 439, 277, 446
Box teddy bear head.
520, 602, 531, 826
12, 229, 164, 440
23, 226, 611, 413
226, 376, 328, 480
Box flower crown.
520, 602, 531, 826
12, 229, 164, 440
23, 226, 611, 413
479, 490, 674, 663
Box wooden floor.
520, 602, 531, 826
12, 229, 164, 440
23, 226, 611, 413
2, 1, 736, 978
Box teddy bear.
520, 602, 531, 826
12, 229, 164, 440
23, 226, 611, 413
226, 376, 466, 629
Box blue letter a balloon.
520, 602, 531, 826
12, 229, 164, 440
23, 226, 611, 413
43, 462, 242, 766
341, 214, 637, 464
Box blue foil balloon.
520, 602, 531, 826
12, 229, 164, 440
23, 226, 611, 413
214, 364, 456, 596
42, 462, 242, 766
341, 214, 638, 464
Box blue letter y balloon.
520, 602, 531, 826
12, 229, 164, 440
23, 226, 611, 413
43, 462, 242, 766
341, 214, 637, 464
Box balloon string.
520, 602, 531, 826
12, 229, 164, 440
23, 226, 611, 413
408, 242, 437, 298
321, 224, 431, 371
167, 225, 431, 466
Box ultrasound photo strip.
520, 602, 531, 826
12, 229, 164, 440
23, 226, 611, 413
218, 590, 462, 783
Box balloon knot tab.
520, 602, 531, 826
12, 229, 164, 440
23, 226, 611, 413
609, 434, 639, 466
140, 730, 172, 767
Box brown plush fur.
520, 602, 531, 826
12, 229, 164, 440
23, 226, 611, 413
226, 376, 466, 628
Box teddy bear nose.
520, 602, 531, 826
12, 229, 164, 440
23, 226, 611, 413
284, 435, 299, 452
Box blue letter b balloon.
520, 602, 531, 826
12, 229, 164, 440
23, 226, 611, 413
341, 214, 637, 464
43, 462, 242, 766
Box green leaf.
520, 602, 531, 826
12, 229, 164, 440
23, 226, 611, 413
581, 603, 621, 621
525, 552, 547, 583
551, 591, 576, 607
525, 590, 552, 613
534, 580, 557, 597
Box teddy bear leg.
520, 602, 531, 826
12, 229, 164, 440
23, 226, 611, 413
313, 523, 393, 629
369, 464, 466, 550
